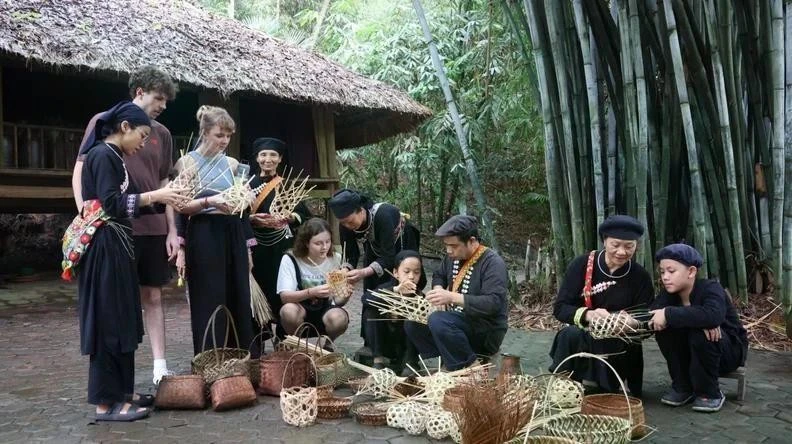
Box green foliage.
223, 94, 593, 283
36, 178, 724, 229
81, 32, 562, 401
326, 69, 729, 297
198, 0, 548, 253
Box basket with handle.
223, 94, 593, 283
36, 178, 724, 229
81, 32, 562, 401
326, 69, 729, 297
543, 353, 643, 444
191, 305, 250, 385
280, 353, 319, 427
313, 334, 361, 387
581, 393, 647, 438
247, 330, 271, 389
259, 323, 317, 396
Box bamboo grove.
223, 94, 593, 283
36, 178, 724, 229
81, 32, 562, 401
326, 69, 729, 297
504, 0, 792, 319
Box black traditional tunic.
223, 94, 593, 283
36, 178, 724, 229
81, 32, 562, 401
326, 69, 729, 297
550, 250, 654, 396
78, 142, 160, 404
341, 203, 419, 341
249, 174, 310, 323
431, 248, 510, 355
650, 279, 747, 397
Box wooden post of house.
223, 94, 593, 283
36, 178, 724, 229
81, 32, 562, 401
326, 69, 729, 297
312, 106, 340, 243
198, 90, 241, 159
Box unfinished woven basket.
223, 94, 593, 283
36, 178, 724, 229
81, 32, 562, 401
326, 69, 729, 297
192, 306, 250, 385
317, 396, 353, 419
351, 401, 389, 426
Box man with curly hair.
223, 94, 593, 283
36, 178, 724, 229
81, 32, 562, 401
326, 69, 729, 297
72, 66, 179, 385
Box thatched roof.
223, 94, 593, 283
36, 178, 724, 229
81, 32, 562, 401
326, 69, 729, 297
0, 0, 431, 148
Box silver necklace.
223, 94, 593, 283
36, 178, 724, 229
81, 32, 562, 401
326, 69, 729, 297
597, 250, 631, 279
104, 143, 129, 192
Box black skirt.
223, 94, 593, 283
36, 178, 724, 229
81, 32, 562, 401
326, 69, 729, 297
186, 214, 253, 355
78, 222, 143, 356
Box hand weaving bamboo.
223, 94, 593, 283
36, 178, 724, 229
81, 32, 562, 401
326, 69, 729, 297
586, 312, 652, 342
368, 289, 437, 324
269, 168, 316, 219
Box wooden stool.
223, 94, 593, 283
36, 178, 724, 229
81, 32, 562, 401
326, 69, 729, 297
721, 366, 746, 401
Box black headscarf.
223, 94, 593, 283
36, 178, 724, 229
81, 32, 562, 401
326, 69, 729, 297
328, 188, 374, 218
252, 137, 286, 157
80, 101, 151, 155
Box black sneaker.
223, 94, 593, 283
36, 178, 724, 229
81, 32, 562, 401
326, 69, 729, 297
661, 389, 695, 406
692, 392, 725, 412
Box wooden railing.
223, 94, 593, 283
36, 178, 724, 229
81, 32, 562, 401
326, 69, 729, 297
1, 122, 84, 171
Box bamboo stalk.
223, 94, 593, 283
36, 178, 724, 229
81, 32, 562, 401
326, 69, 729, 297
662, 0, 709, 275
704, 0, 748, 299
783, 0, 792, 329
544, 0, 584, 254
768, 0, 785, 290
572, 0, 605, 229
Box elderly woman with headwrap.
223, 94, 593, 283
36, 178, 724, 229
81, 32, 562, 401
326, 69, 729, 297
71, 101, 185, 421
549, 215, 654, 397
247, 137, 311, 340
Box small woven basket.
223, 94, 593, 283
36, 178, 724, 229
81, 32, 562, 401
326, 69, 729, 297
346, 376, 369, 394
279, 353, 319, 427
192, 306, 250, 385
317, 396, 353, 419
581, 393, 647, 438
210, 374, 257, 412
155, 375, 206, 410
351, 401, 389, 426
316, 384, 334, 399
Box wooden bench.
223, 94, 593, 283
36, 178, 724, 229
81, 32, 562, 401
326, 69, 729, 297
721, 366, 746, 401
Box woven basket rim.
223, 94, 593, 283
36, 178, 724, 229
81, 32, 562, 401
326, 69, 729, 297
583, 393, 643, 407
545, 414, 631, 436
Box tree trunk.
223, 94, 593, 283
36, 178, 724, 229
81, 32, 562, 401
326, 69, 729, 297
412, 0, 500, 251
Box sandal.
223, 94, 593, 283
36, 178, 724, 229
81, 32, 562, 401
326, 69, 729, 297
95, 402, 150, 422
125, 393, 155, 407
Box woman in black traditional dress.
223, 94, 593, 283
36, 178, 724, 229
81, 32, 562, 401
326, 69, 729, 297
174, 106, 255, 356
74, 101, 185, 421
247, 137, 311, 340
549, 215, 654, 396
327, 189, 420, 356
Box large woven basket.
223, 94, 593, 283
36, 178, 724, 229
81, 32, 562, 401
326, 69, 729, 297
581, 393, 646, 438
210, 374, 257, 412
259, 350, 315, 396
351, 401, 389, 426
317, 396, 353, 419
155, 375, 206, 410
192, 306, 250, 385
545, 353, 636, 444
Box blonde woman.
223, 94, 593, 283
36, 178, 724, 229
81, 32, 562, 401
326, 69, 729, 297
174, 106, 255, 355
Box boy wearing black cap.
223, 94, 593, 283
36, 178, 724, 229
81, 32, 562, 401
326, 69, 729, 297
404, 215, 509, 371
650, 243, 748, 412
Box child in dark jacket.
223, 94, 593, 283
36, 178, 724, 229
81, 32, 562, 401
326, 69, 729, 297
649, 243, 748, 413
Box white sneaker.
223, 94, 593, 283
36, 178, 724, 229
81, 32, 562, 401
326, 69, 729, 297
153, 368, 174, 385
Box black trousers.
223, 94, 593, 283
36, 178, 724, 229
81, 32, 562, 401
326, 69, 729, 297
88, 344, 134, 405
363, 306, 410, 360
549, 325, 644, 396
655, 327, 744, 398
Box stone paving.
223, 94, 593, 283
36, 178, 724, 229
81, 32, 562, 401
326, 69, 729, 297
1, 277, 792, 443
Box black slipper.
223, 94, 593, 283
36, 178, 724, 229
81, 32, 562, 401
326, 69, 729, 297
95, 402, 150, 422
125, 393, 155, 407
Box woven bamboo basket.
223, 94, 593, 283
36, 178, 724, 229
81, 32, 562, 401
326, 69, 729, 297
259, 327, 317, 396
346, 377, 369, 393
581, 393, 647, 438
317, 396, 353, 419
442, 385, 466, 413
279, 353, 319, 427
544, 353, 635, 444
394, 376, 424, 397
509, 437, 580, 444
351, 401, 389, 426
210, 374, 257, 412
316, 384, 334, 399
192, 306, 250, 385
154, 375, 206, 410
